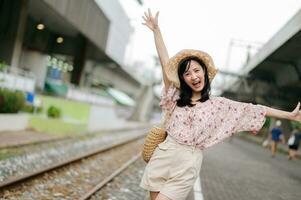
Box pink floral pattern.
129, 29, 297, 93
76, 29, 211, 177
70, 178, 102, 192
160, 84, 267, 149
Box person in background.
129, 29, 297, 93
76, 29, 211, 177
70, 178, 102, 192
288, 126, 301, 160
269, 120, 285, 157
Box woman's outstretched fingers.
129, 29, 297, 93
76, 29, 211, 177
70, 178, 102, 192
144, 11, 149, 18
148, 8, 152, 18
155, 11, 159, 20
292, 102, 301, 122
142, 16, 148, 25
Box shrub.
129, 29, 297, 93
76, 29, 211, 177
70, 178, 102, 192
22, 104, 43, 113
0, 88, 25, 113
0, 61, 6, 71
263, 117, 271, 128
47, 105, 61, 118
291, 121, 301, 130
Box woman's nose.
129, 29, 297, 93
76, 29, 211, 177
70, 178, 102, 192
191, 73, 197, 80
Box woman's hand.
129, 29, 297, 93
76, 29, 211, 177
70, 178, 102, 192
291, 102, 301, 122
142, 9, 159, 31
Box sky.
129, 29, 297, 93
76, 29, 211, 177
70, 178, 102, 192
122, 0, 301, 93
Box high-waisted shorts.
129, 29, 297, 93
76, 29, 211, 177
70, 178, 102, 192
140, 135, 203, 200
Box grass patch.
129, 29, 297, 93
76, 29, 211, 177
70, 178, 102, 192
38, 95, 91, 124
27, 95, 91, 136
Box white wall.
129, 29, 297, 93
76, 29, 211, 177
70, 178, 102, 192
20, 50, 48, 90
67, 87, 115, 105
0, 114, 29, 131
88, 104, 126, 131
0, 72, 35, 93
95, 0, 134, 67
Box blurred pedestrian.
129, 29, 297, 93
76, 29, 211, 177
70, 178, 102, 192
140, 9, 301, 200
288, 126, 301, 160
269, 120, 285, 157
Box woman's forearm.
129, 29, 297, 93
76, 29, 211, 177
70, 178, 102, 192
265, 106, 293, 121
153, 27, 169, 66
153, 27, 170, 87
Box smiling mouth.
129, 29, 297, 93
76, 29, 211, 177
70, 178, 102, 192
192, 81, 201, 87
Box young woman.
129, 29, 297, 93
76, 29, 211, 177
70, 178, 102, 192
140, 9, 301, 200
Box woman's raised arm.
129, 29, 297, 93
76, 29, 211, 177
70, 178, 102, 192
142, 9, 171, 88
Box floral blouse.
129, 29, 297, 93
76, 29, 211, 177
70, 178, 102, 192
160, 84, 267, 149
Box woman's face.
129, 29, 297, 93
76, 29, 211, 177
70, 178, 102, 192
183, 60, 205, 92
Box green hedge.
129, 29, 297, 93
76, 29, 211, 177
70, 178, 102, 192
22, 104, 43, 114
0, 88, 25, 113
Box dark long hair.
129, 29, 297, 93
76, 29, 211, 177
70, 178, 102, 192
176, 56, 211, 107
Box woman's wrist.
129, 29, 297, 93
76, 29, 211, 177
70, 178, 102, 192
286, 112, 294, 121
153, 25, 160, 32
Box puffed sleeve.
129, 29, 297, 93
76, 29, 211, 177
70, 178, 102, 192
217, 97, 267, 135
202, 97, 267, 149
159, 83, 180, 115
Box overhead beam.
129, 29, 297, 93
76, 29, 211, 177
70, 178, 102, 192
242, 9, 301, 74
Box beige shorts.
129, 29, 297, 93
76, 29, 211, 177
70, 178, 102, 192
140, 136, 203, 200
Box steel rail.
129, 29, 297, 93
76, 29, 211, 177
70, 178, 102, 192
0, 135, 144, 189
79, 153, 141, 200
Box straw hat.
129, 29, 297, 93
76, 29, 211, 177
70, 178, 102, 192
166, 49, 218, 88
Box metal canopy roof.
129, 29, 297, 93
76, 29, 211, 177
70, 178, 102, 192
227, 9, 301, 109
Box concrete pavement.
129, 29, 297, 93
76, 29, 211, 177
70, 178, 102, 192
199, 138, 301, 200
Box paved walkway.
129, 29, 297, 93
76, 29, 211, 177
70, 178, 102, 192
238, 133, 301, 158
200, 138, 301, 200
0, 130, 59, 148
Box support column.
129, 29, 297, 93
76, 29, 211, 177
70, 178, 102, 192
20, 50, 48, 90
71, 34, 87, 85
130, 85, 154, 122
0, 0, 28, 70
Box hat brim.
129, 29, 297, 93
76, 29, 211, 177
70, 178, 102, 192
165, 49, 218, 88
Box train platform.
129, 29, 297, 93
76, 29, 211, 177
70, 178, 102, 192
0, 121, 152, 148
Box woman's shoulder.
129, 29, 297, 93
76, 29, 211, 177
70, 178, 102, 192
209, 96, 227, 103
207, 96, 235, 108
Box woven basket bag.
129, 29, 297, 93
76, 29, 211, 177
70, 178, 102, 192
142, 126, 167, 163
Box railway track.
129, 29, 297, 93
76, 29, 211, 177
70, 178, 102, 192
80, 154, 141, 200
88, 156, 148, 200
0, 135, 145, 199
